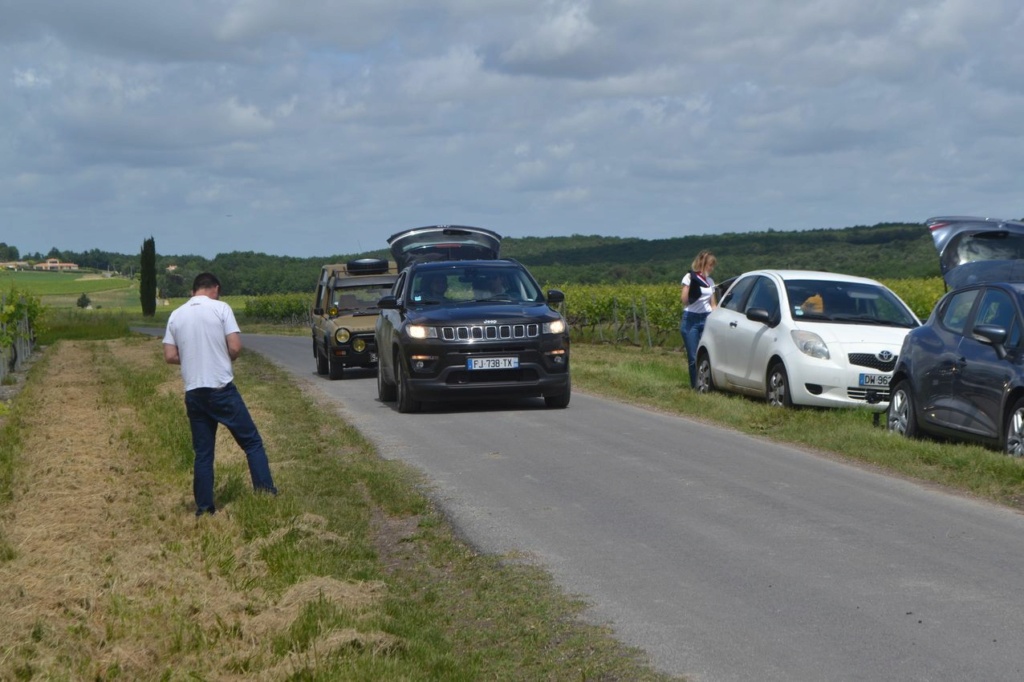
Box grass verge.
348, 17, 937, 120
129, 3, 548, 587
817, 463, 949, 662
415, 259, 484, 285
0, 336, 677, 680
572, 343, 1024, 508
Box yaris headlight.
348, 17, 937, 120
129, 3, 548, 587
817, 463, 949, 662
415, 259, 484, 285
408, 325, 438, 340
791, 330, 830, 360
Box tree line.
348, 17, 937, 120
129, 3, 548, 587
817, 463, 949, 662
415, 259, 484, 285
6, 222, 944, 298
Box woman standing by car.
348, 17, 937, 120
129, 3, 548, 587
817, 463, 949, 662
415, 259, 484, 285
680, 250, 718, 388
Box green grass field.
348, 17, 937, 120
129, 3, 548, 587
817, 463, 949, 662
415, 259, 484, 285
1, 269, 138, 308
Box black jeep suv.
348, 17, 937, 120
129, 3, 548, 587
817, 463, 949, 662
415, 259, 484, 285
374, 225, 571, 413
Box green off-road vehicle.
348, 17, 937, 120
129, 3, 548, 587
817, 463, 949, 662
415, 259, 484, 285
311, 258, 398, 380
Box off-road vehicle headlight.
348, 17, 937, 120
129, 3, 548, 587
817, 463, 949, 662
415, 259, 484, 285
408, 325, 438, 340
334, 328, 351, 344
543, 319, 566, 334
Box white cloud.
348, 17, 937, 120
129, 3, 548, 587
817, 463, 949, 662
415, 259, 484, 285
2, 0, 1024, 257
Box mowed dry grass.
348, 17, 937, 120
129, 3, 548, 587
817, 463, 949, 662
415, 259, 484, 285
0, 340, 392, 679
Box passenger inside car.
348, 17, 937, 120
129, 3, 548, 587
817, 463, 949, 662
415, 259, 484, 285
476, 271, 516, 299
416, 274, 449, 302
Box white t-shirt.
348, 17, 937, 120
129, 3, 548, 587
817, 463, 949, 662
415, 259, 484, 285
163, 295, 240, 391
681, 271, 716, 314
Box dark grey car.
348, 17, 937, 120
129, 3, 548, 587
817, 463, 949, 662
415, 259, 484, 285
888, 216, 1024, 455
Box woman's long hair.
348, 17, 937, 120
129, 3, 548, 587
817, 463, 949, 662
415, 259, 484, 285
691, 250, 717, 274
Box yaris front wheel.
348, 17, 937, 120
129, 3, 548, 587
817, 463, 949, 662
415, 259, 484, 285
766, 362, 792, 407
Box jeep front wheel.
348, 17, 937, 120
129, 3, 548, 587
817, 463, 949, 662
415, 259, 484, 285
544, 376, 571, 409
396, 359, 421, 413
377, 361, 396, 402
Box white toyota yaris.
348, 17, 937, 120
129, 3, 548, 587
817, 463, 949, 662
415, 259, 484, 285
695, 270, 921, 409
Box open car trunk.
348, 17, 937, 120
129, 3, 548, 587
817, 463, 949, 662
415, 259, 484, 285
387, 225, 502, 270
927, 216, 1024, 287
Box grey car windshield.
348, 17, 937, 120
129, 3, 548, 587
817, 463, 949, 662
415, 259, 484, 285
785, 280, 918, 327
411, 267, 542, 304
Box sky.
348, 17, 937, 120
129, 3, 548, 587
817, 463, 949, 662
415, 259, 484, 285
3, 1, 1024, 259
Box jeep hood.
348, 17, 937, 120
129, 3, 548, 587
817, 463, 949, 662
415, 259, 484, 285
927, 216, 1024, 287
388, 225, 502, 270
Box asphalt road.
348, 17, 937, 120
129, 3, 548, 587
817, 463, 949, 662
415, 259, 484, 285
236, 334, 1024, 681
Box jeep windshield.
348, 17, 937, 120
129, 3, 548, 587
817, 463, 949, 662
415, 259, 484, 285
410, 265, 543, 305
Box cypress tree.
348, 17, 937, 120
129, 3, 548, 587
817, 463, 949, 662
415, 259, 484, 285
140, 237, 157, 317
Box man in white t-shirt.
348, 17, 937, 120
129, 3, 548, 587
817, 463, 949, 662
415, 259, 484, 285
163, 272, 277, 516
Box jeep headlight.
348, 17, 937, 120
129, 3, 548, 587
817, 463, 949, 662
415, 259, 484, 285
544, 319, 566, 334
334, 328, 351, 344
408, 325, 438, 340
791, 330, 829, 360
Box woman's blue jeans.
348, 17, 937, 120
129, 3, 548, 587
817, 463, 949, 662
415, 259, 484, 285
185, 383, 277, 515
680, 311, 710, 388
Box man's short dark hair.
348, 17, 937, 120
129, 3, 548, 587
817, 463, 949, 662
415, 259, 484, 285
192, 272, 221, 293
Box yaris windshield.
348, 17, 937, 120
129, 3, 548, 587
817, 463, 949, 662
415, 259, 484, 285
784, 279, 918, 328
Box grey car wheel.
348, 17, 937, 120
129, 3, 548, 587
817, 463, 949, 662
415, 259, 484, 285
695, 351, 714, 394
887, 380, 918, 439
1004, 398, 1024, 457
766, 362, 792, 407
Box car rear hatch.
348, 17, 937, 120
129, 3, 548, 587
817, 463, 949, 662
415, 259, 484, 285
388, 225, 502, 269
926, 216, 1024, 287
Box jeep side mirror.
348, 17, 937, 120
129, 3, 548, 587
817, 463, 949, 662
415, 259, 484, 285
377, 295, 399, 310
546, 289, 565, 304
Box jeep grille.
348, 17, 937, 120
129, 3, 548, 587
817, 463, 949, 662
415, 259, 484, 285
440, 323, 540, 341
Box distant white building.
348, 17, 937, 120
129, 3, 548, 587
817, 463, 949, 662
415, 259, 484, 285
33, 258, 79, 271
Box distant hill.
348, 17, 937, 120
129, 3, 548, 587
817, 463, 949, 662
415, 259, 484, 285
24, 222, 940, 296
501, 222, 939, 284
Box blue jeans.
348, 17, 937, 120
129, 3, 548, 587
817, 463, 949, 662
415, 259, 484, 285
185, 383, 277, 515
680, 311, 710, 388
